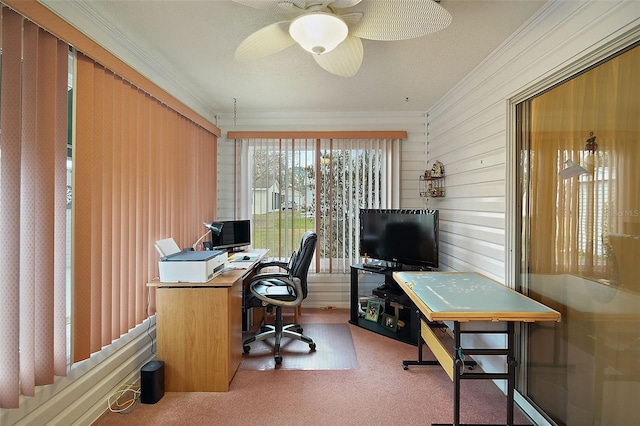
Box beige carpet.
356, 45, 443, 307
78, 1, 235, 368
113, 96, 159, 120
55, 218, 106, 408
93, 309, 532, 426
240, 323, 359, 371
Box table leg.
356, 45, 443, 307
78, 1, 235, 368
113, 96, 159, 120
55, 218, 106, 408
403, 311, 444, 370
453, 321, 462, 426
433, 322, 522, 426
349, 267, 359, 323
506, 321, 517, 426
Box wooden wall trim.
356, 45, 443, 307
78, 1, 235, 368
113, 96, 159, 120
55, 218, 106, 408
4, 0, 221, 137
226, 130, 408, 139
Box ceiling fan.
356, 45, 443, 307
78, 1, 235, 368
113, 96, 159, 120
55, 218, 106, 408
232, 0, 452, 77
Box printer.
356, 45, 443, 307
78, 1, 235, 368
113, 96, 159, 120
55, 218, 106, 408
156, 238, 228, 282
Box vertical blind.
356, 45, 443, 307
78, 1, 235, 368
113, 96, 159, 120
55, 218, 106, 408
0, 8, 69, 408
231, 132, 402, 274
73, 52, 218, 362
0, 5, 218, 407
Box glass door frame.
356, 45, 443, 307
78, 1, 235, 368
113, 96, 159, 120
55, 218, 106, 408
505, 34, 640, 426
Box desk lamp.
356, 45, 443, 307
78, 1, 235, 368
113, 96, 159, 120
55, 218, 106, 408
192, 221, 224, 251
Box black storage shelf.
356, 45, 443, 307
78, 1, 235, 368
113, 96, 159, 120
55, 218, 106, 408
349, 263, 420, 346
349, 316, 416, 346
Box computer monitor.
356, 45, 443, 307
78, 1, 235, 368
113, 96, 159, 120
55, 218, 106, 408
211, 220, 251, 252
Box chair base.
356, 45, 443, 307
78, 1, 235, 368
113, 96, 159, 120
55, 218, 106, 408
243, 306, 316, 365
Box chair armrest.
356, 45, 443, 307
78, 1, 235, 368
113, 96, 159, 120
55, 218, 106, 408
249, 275, 304, 308
255, 260, 290, 274
249, 271, 289, 282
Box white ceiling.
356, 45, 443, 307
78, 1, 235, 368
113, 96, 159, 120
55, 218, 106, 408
42, 0, 546, 119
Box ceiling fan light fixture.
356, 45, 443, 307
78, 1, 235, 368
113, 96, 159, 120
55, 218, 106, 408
289, 12, 348, 55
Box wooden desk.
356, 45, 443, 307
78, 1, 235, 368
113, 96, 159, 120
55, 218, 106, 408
393, 271, 560, 426
147, 249, 268, 392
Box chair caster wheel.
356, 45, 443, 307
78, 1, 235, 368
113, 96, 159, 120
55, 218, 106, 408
275, 356, 282, 364
403, 365, 409, 370
243, 345, 251, 353
309, 342, 316, 351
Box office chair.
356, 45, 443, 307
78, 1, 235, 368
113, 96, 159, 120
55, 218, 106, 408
243, 231, 317, 364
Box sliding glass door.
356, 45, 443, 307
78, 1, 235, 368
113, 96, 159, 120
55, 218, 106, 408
516, 43, 640, 425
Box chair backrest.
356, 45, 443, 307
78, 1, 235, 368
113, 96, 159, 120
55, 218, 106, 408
289, 231, 317, 299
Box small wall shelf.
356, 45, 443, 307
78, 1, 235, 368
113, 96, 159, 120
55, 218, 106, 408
420, 161, 445, 198
420, 175, 445, 198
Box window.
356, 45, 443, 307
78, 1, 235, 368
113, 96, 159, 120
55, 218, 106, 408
232, 133, 402, 273
66, 49, 74, 363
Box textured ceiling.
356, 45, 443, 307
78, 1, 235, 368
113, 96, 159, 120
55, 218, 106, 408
42, 0, 546, 119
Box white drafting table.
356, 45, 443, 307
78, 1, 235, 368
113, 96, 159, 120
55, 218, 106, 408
393, 271, 561, 426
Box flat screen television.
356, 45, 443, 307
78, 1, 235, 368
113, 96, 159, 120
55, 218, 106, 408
210, 219, 251, 252
359, 209, 439, 269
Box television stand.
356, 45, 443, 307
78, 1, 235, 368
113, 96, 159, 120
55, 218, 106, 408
349, 263, 420, 345
361, 263, 387, 272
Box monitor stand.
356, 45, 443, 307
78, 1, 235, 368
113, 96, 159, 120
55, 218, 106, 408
226, 246, 247, 254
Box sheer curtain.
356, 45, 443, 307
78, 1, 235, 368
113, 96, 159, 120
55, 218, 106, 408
528, 45, 640, 278
229, 131, 403, 273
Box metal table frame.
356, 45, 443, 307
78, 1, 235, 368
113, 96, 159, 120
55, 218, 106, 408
393, 271, 561, 426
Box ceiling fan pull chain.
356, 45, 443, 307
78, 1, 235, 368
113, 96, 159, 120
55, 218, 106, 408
234, 98, 238, 127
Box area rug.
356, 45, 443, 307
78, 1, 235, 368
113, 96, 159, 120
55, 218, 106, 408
240, 323, 359, 371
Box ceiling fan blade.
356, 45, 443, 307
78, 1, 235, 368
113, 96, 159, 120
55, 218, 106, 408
330, 0, 364, 8
350, 0, 452, 41
313, 35, 363, 77
232, 0, 279, 9
339, 12, 363, 27
234, 21, 296, 61
232, 0, 306, 14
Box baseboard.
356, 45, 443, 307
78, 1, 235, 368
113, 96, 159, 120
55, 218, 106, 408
1, 317, 156, 426
305, 274, 350, 309
515, 392, 552, 426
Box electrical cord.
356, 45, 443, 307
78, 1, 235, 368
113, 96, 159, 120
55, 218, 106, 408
146, 286, 156, 356
455, 346, 466, 372
107, 383, 141, 414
